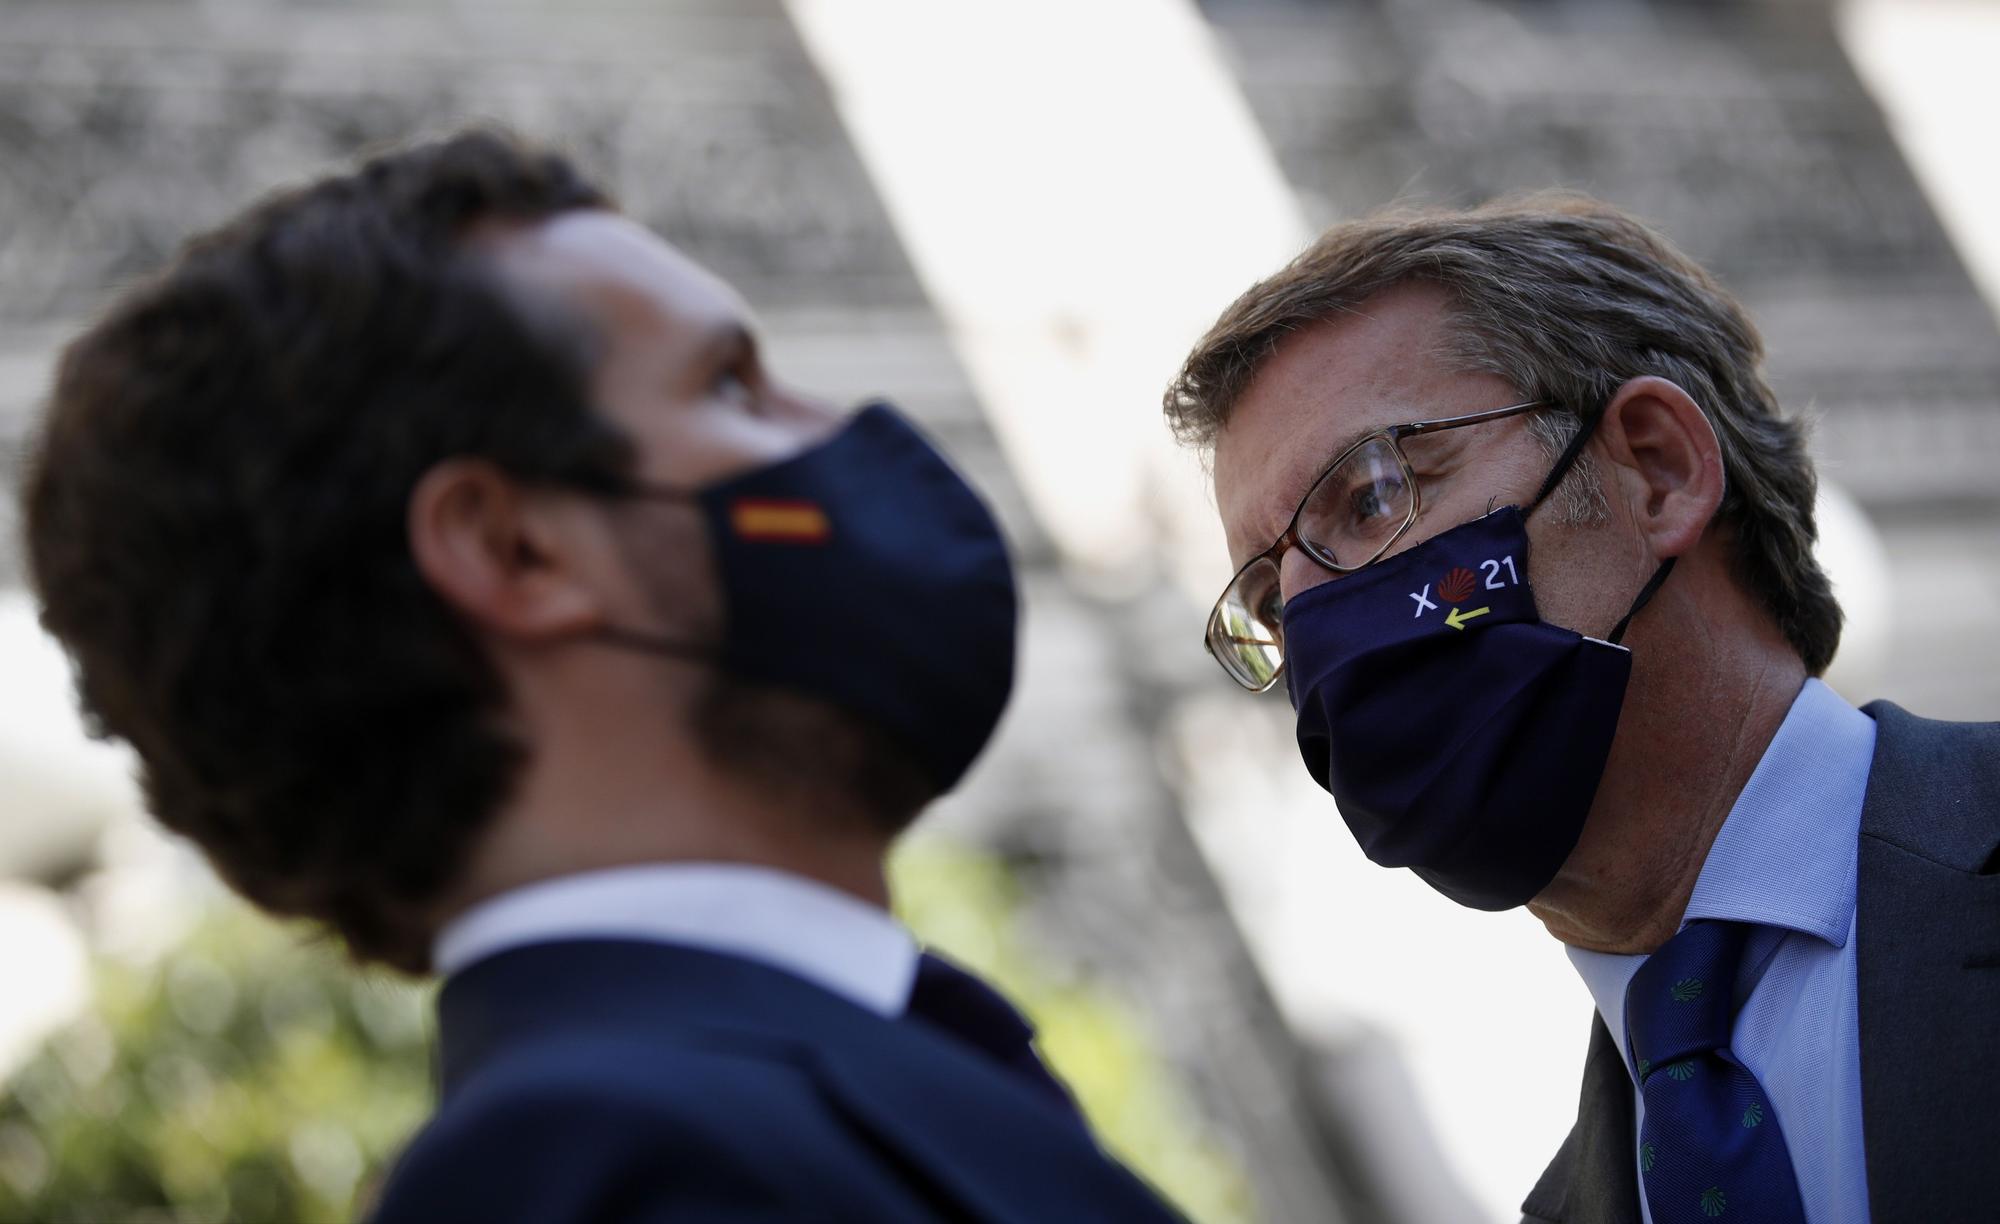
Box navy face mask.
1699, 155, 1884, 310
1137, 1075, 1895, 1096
600, 401, 1019, 793
1281, 447, 1674, 911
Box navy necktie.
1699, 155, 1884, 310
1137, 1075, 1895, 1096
905, 952, 1081, 1119
1625, 921, 1806, 1222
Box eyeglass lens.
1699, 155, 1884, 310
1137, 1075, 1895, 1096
1211, 554, 1284, 690
1208, 435, 1417, 690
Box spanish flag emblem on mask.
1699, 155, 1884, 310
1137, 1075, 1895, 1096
729, 498, 833, 544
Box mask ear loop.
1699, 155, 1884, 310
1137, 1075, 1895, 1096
1527, 404, 1605, 514
1523, 402, 1679, 646
1605, 557, 1677, 645
588, 483, 724, 663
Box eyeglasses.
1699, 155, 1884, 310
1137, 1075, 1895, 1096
1205, 399, 1546, 692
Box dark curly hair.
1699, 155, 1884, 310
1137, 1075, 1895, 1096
22, 130, 635, 972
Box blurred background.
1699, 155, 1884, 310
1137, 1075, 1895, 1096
1, 0, 1996, 1220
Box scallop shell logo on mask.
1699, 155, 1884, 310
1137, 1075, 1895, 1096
1438, 567, 1478, 604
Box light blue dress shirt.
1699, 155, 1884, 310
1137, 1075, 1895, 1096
1568, 678, 1877, 1224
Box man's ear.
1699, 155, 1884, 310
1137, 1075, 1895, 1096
407, 459, 604, 640
1594, 376, 1726, 560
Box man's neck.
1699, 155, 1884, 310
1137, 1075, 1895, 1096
453, 828, 895, 916
1527, 636, 1806, 956
428, 732, 897, 942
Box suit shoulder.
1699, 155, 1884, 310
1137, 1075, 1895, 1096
370, 1031, 879, 1223
1865, 700, 2000, 752
1861, 700, 2000, 869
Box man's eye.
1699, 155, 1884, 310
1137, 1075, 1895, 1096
713, 367, 754, 404
1347, 481, 1393, 522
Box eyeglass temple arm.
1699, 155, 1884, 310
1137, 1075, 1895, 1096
1396, 399, 1546, 438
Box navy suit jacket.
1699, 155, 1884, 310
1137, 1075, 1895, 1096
1523, 702, 2000, 1223
369, 939, 1187, 1223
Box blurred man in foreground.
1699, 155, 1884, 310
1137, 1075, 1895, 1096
22, 130, 1186, 1223
1165, 197, 1998, 1223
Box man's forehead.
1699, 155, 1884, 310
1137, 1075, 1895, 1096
1212, 298, 1458, 560
1215, 401, 1404, 564
483, 211, 751, 348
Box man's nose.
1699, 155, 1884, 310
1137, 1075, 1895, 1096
1278, 541, 1339, 606
768, 383, 846, 438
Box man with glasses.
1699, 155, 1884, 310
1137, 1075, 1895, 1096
22, 130, 1189, 1223
1164, 196, 1999, 1223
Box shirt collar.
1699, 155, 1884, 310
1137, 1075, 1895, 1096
1679, 677, 1875, 949
433, 862, 921, 1017
1565, 678, 1876, 1062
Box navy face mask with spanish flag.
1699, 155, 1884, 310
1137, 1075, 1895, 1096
1281, 474, 1675, 912
599, 401, 1019, 793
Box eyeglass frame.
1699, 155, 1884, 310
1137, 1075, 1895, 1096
1204, 398, 1549, 691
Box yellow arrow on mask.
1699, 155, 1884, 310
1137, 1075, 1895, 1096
1444, 606, 1491, 631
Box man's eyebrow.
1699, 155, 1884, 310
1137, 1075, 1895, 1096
1234, 421, 1378, 561
1314, 423, 1379, 472
1285, 421, 1381, 503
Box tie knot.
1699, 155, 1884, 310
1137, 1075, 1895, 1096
1625, 920, 1750, 1081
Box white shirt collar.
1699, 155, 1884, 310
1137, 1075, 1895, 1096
432, 862, 921, 1017
1567, 677, 1876, 1055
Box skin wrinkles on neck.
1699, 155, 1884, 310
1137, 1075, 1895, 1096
1527, 587, 1806, 955
1510, 421, 1806, 956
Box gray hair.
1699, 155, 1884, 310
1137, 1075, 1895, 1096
1164, 193, 1841, 674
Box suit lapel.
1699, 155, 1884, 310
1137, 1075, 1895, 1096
1521, 1016, 1640, 1224
800, 1022, 1185, 1224
1855, 703, 2000, 1221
